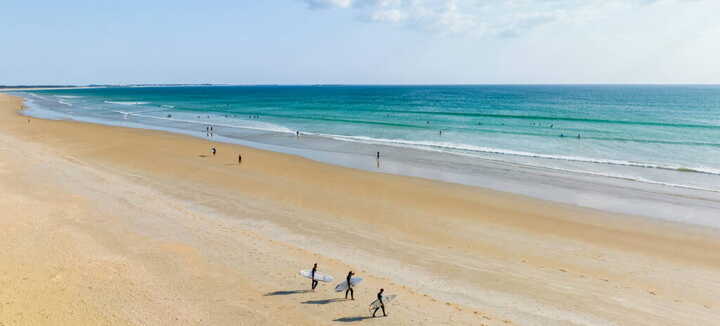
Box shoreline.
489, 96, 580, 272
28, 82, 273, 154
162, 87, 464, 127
0, 86, 105, 91
2, 93, 720, 325
15, 90, 720, 228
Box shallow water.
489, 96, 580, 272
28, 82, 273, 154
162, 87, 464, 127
14, 86, 720, 227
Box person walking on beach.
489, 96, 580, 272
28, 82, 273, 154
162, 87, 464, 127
345, 271, 355, 300
372, 288, 387, 317
211, 146, 216, 156
311, 263, 319, 291
238, 154, 242, 165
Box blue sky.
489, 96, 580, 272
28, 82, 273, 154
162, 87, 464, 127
1, 0, 719, 84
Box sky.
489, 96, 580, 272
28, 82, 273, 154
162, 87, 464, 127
1, 0, 719, 85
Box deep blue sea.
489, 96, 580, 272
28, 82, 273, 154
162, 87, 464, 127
19, 85, 720, 194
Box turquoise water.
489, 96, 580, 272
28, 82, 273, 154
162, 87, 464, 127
19, 85, 720, 193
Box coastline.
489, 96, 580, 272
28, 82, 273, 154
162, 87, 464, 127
2, 93, 720, 325
16, 89, 720, 228
0, 86, 104, 91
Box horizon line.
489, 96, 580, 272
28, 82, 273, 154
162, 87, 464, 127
4, 83, 720, 88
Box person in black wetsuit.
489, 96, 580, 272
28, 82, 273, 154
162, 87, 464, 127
345, 271, 355, 300
372, 288, 386, 317
310, 263, 319, 291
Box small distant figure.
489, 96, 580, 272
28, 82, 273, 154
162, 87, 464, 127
376, 151, 380, 160
311, 263, 319, 291
577, 134, 581, 139
372, 288, 387, 317
345, 271, 355, 300
296, 130, 300, 138
439, 130, 443, 136
238, 154, 242, 165
167, 114, 172, 118
550, 124, 554, 128
27, 118, 31, 124
560, 134, 565, 138
211, 146, 216, 156
426, 121, 430, 124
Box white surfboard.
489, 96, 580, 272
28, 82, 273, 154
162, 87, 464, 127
335, 277, 364, 292
368, 294, 397, 310
299, 270, 334, 283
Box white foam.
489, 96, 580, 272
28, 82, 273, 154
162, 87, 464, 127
119, 111, 294, 134
104, 101, 151, 106
307, 134, 720, 177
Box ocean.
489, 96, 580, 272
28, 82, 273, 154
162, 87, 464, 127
15, 85, 720, 225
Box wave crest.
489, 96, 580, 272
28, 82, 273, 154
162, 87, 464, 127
308, 134, 720, 176
104, 101, 151, 106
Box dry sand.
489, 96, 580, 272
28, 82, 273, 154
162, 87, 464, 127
1, 93, 719, 325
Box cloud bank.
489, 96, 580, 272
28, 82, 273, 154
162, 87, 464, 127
301, 0, 674, 36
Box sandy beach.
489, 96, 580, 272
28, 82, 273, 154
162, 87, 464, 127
1, 93, 719, 325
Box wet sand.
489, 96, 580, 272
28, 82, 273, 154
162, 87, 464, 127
1, 93, 719, 325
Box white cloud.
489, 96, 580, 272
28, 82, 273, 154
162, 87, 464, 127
300, 0, 684, 36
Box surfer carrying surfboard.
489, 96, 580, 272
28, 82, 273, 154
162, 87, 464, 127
372, 288, 387, 317
311, 263, 319, 291
345, 271, 355, 300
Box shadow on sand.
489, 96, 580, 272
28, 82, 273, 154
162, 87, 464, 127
333, 316, 375, 322
302, 298, 346, 305
264, 289, 311, 296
